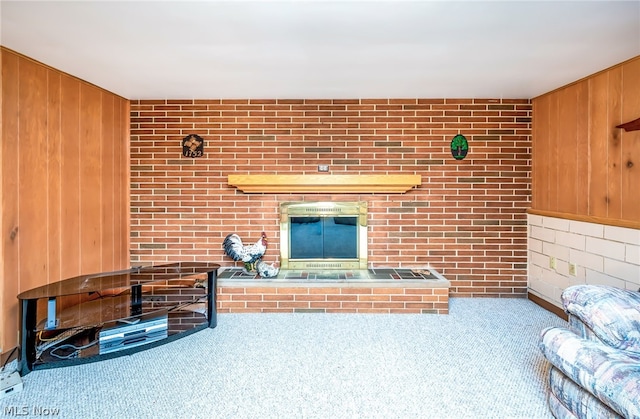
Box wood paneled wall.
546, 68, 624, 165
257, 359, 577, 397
532, 56, 640, 226
0, 48, 131, 351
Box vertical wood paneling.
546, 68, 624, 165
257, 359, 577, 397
548, 95, 560, 211
532, 56, 640, 226
556, 85, 578, 214
575, 82, 589, 215
607, 66, 623, 220
532, 95, 550, 210
588, 72, 610, 217
1, 48, 130, 351
531, 102, 539, 209
47, 69, 62, 284
2, 51, 21, 349
18, 59, 49, 293
119, 99, 131, 269
0, 50, 3, 349
118, 99, 131, 269
79, 84, 103, 274
620, 59, 640, 221
58, 76, 84, 316
102, 94, 115, 270
60, 75, 81, 279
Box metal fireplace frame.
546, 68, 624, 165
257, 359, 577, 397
279, 201, 367, 270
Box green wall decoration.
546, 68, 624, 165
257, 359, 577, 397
450, 134, 469, 160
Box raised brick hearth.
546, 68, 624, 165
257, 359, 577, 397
217, 268, 450, 314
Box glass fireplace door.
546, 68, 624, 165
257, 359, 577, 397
290, 217, 358, 260
280, 201, 367, 270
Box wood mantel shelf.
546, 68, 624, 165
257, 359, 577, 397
227, 174, 422, 193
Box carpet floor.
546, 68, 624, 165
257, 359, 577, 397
1, 298, 566, 419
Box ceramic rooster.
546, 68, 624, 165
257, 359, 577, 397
223, 232, 268, 273
256, 259, 279, 278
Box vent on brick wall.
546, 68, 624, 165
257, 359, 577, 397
306, 262, 351, 269
304, 207, 345, 214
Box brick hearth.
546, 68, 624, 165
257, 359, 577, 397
217, 268, 450, 314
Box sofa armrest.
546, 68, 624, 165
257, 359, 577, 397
568, 314, 613, 346
562, 285, 640, 354
540, 326, 640, 419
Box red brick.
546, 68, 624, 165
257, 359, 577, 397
131, 98, 531, 298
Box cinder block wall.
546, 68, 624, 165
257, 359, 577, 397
528, 214, 640, 308
130, 99, 531, 297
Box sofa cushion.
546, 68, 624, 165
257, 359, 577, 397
547, 390, 578, 419
548, 366, 622, 419
562, 285, 640, 354
540, 326, 640, 419
568, 314, 603, 343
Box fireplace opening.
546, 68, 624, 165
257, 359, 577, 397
290, 216, 358, 259
280, 202, 367, 270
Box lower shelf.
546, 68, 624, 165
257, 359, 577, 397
32, 308, 208, 369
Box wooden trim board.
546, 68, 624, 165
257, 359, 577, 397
227, 174, 422, 193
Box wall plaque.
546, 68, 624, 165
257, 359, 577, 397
182, 134, 204, 158
450, 134, 469, 160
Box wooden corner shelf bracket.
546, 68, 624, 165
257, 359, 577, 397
616, 117, 640, 132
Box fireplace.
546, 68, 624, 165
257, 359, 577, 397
279, 201, 367, 270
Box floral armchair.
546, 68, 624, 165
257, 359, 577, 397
539, 284, 640, 418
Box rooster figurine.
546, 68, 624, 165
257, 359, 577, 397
256, 259, 279, 278
223, 232, 268, 273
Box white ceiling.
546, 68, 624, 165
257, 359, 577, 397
1, 1, 639, 100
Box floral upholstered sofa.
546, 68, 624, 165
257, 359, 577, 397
539, 285, 640, 418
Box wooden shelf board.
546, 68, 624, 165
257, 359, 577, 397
227, 174, 422, 193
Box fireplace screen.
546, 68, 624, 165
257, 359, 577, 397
280, 202, 367, 270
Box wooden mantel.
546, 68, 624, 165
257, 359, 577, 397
227, 174, 422, 193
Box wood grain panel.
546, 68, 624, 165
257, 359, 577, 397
117, 99, 130, 269
101, 94, 115, 270
588, 72, 610, 218
60, 75, 81, 279
47, 69, 62, 283
2, 51, 21, 349
79, 84, 103, 274
532, 95, 550, 210
18, 58, 49, 292
1, 48, 131, 351
227, 174, 422, 193
547, 94, 560, 212
533, 55, 640, 226
575, 82, 589, 215
620, 59, 640, 221
556, 84, 578, 214
607, 66, 623, 220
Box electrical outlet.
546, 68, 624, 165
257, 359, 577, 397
569, 263, 577, 276
549, 256, 557, 270
0, 371, 23, 399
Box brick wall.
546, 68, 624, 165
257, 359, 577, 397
218, 284, 450, 314
130, 99, 531, 297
